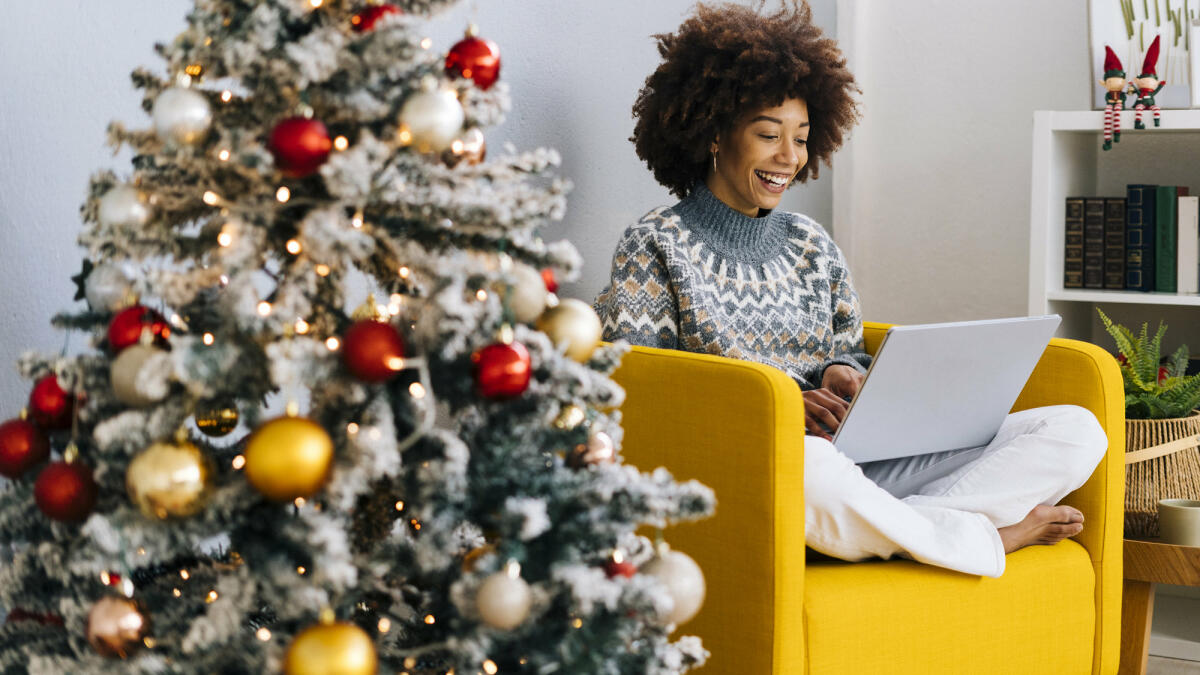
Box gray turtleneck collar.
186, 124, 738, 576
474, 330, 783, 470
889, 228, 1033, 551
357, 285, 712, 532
669, 181, 790, 264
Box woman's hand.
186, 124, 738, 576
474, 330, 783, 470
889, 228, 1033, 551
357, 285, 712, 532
802, 388, 849, 440
821, 364, 864, 400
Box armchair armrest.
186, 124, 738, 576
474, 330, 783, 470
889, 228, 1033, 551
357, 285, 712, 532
611, 345, 806, 674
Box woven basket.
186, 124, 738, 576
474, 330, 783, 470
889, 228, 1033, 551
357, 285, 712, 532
1124, 410, 1200, 537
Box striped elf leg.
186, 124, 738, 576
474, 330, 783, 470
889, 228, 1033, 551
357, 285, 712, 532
1113, 101, 1123, 141
1151, 104, 1161, 127
1103, 104, 1115, 150
1134, 102, 1146, 129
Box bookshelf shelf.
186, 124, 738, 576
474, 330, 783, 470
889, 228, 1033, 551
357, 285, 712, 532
1029, 110, 1200, 344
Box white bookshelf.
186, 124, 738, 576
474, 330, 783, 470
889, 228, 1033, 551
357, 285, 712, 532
1029, 110, 1200, 663
1028, 110, 1200, 350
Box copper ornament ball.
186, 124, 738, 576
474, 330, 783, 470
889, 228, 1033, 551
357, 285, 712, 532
87, 596, 150, 659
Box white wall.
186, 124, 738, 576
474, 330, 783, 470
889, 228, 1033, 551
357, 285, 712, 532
835, 0, 1091, 325
0, 0, 835, 413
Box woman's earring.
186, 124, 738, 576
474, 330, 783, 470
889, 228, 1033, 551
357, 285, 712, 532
711, 150, 718, 173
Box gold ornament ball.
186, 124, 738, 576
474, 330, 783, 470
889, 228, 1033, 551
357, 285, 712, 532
87, 596, 150, 659
126, 440, 212, 519
284, 621, 377, 675
536, 298, 602, 363
243, 416, 334, 501
568, 430, 616, 469
195, 401, 239, 437
553, 404, 586, 430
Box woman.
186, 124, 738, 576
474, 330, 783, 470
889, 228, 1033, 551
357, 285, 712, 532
593, 1, 1107, 577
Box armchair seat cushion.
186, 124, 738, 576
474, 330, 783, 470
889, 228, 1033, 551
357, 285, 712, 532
804, 541, 1095, 673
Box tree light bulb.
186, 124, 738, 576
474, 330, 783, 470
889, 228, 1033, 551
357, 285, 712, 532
294, 319, 309, 334
217, 228, 233, 247
333, 136, 348, 151
351, 211, 364, 228
220, 90, 232, 103
399, 266, 411, 279
257, 301, 272, 316
276, 187, 290, 203
424, 614, 436, 625
256, 628, 271, 641
232, 454, 245, 469
202, 332, 214, 345
202, 191, 220, 205
315, 264, 331, 277
483, 660, 498, 675
409, 382, 426, 399
377, 618, 391, 633
286, 239, 302, 254
421, 38, 433, 50
325, 337, 340, 351
217, 149, 231, 161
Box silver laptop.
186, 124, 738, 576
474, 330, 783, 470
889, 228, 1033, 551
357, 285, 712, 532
831, 315, 1061, 463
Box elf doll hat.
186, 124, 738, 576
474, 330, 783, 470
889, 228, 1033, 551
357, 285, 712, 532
1104, 46, 1125, 78
1139, 35, 1161, 78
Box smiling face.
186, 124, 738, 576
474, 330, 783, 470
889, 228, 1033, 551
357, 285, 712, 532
706, 98, 810, 216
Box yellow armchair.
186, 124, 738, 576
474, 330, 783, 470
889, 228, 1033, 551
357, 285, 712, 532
612, 322, 1125, 674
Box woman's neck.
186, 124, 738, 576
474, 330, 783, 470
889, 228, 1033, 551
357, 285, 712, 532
704, 173, 759, 217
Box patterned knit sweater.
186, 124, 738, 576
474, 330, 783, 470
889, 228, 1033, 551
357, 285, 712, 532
593, 182, 871, 391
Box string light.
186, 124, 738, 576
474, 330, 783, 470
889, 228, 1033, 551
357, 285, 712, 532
217, 149, 231, 161
572, 618, 583, 629
276, 187, 291, 203
219, 274, 229, 285
256, 627, 271, 641
202, 191, 220, 205
294, 319, 310, 334
185, 64, 204, 77
399, 266, 411, 279
450, 139, 465, 154
397, 127, 413, 145
285, 239, 302, 254
206, 590, 219, 603
220, 90, 232, 103
351, 211, 364, 228
347, 422, 360, 435
394, 500, 405, 511
325, 337, 340, 351
411, 519, 422, 531
476, 289, 488, 301
297, 566, 307, 575
315, 264, 331, 277
173, 588, 181, 597
143, 637, 157, 648
408, 382, 426, 399
137, 548, 146, 556
202, 332, 215, 345
217, 226, 234, 247
294, 497, 306, 508
333, 136, 349, 151
483, 660, 498, 675
232, 454, 245, 469
420, 37, 433, 49
377, 618, 391, 633
179, 569, 190, 580
256, 301, 272, 317
310, 0, 323, 7
423, 614, 436, 625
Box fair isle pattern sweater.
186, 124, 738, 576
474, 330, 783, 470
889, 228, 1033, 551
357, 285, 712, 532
593, 182, 871, 391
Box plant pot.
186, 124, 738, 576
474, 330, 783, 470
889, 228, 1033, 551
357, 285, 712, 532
1125, 410, 1200, 537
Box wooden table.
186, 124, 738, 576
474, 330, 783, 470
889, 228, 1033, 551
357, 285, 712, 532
1119, 538, 1200, 675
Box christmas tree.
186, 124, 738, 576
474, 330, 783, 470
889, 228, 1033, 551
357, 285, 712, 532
0, 1, 713, 672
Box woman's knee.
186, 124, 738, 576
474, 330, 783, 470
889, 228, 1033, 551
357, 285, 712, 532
1043, 404, 1109, 471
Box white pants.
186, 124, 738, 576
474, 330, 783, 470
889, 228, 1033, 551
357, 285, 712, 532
803, 405, 1107, 577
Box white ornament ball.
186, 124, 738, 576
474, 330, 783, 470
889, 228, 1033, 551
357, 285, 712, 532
152, 86, 213, 146
98, 186, 150, 229
111, 345, 172, 407
85, 264, 133, 312
476, 566, 532, 630
399, 87, 465, 153
536, 298, 603, 363
643, 548, 706, 627
507, 264, 548, 323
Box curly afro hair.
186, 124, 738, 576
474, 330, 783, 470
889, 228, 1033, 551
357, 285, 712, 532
631, 1, 860, 198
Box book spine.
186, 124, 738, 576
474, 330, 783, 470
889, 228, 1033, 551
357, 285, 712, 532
1083, 198, 1106, 289
1103, 198, 1126, 289
1126, 184, 1157, 292
1179, 195, 1200, 294
1064, 197, 1085, 289
1155, 186, 1179, 293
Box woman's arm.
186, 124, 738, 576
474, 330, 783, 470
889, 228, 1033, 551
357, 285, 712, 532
593, 225, 679, 349
819, 233, 872, 380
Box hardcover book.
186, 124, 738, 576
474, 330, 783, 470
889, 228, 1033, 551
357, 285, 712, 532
1103, 198, 1126, 289
1154, 186, 1188, 293
1083, 197, 1106, 289
1064, 197, 1085, 289
1179, 195, 1200, 294
1126, 184, 1158, 292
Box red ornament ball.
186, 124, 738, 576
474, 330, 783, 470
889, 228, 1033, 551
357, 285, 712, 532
29, 375, 75, 431
605, 559, 637, 579
269, 117, 333, 178
445, 34, 501, 90
342, 320, 407, 383
541, 268, 558, 294
34, 461, 98, 522
107, 305, 170, 354
351, 4, 401, 32
0, 418, 50, 479
473, 341, 531, 399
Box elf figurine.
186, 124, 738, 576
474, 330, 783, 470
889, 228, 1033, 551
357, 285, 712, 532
1130, 35, 1165, 130
1100, 46, 1128, 151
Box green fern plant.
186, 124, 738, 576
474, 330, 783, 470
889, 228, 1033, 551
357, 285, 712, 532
1097, 308, 1200, 419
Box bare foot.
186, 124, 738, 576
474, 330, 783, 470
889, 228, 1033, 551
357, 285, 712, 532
997, 504, 1085, 554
